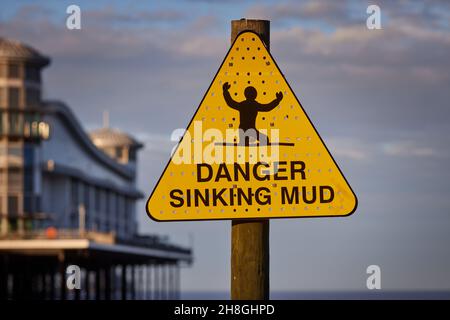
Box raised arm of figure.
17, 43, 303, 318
223, 82, 241, 110
257, 92, 283, 112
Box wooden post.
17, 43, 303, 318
231, 19, 270, 300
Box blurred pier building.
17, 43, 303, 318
0, 37, 191, 300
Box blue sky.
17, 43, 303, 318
1, 0, 450, 294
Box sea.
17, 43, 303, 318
180, 291, 450, 300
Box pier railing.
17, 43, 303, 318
0, 229, 191, 254
0, 229, 115, 244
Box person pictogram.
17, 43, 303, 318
223, 82, 283, 145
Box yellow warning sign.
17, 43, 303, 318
146, 31, 357, 221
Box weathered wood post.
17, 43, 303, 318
231, 19, 270, 300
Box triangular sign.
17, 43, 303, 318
146, 31, 357, 221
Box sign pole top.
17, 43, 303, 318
231, 19, 270, 48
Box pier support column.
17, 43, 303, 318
110, 266, 116, 300
175, 263, 180, 300
131, 265, 135, 300
85, 269, 90, 300
58, 252, 66, 300
40, 272, 46, 300
121, 265, 127, 300
0, 254, 8, 299
50, 269, 55, 300
160, 263, 167, 300
167, 264, 171, 300
95, 267, 101, 300
141, 265, 145, 299
146, 265, 152, 300
154, 263, 160, 300
105, 266, 111, 300
137, 265, 142, 299
146, 264, 152, 300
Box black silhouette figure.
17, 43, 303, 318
223, 82, 283, 145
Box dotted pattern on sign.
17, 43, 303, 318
147, 31, 356, 221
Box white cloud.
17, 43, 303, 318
136, 132, 175, 153
246, 1, 356, 26
325, 137, 370, 161
381, 141, 438, 158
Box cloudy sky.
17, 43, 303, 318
1, 0, 450, 294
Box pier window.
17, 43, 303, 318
71, 179, 79, 209
94, 186, 100, 212
9, 111, 22, 135
104, 190, 110, 231
116, 193, 121, 233
83, 183, 91, 228
124, 198, 133, 236
25, 66, 40, 82
7, 168, 21, 189
0, 87, 6, 107
70, 179, 79, 228
8, 87, 20, 109
7, 63, 20, 79
0, 64, 5, 78
100, 188, 106, 231
25, 88, 40, 107
7, 195, 19, 216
